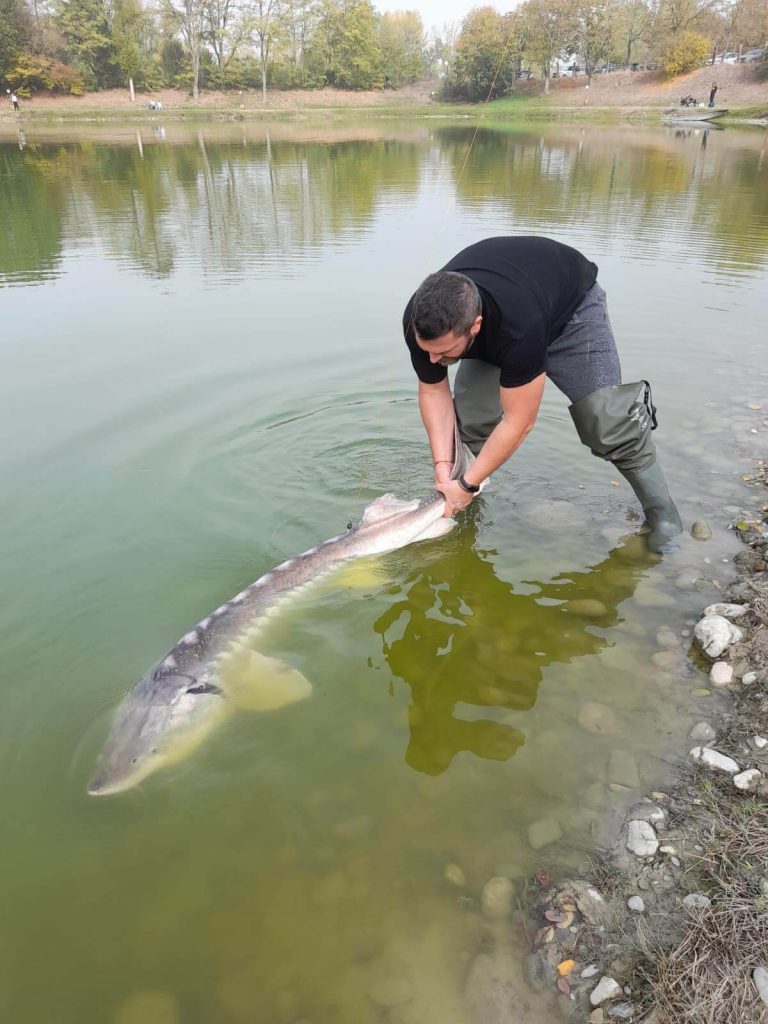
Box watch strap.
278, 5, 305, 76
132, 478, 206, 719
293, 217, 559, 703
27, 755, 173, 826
458, 474, 480, 494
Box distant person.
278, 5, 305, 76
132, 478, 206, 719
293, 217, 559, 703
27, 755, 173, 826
708, 82, 718, 107
403, 236, 683, 551
11, 92, 19, 113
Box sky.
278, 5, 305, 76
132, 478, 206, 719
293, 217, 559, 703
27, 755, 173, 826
373, 0, 507, 34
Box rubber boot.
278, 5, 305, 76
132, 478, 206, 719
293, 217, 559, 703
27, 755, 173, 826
569, 381, 683, 551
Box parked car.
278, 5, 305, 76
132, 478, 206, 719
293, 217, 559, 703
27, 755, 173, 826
740, 48, 765, 62
721, 52, 739, 63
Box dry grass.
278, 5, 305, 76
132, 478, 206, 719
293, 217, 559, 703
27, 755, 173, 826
637, 783, 768, 1024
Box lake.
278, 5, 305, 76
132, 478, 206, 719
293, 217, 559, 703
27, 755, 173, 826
1, 117, 767, 1024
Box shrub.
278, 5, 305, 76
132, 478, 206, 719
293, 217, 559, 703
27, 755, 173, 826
661, 31, 711, 77
7, 52, 85, 94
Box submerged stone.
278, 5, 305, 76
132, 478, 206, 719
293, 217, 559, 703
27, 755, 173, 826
690, 520, 712, 540
689, 721, 716, 742
527, 818, 563, 851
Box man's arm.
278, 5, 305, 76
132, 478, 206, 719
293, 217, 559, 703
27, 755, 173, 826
438, 372, 546, 515
418, 378, 457, 483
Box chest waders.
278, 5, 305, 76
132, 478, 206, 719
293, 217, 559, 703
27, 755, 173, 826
568, 381, 683, 551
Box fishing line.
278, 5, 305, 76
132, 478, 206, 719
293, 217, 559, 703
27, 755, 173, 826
348, 27, 518, 521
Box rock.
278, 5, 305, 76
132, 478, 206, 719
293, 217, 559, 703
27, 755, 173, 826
734, 769, 762, 792
629, 802, 666, 825
627, 896, 645, 913
728, 623, 745, 645
626, 820, 659, 858
656, 627, 679, 649
492, 861, 525, 881
742, 671, 759, 685
694, 616, 734, 658
608, 1005, 635, 1021
689, 747, 740, 774
589, 1013, 605, 1023
691, 688, 711, 697
690, 520, 712, 540
578, 702, 619, 736
590, 977, 622, 1007
528, 818, 563, 851
481, 876, 514, 919
703, 602, 748, 619
754, 735, 768, 749
682, 893, 711, 913
709, 662, 734, 687
581, 964, 600, 979
368, 974, 413, 1008
689, 721, 716, 743
753, 966, 768, 1008
444, 863, 466, 887
567, 598, 608, 617
608, 749, 640, 788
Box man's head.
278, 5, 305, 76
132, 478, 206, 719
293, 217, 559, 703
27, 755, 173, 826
411, 271, 483, 366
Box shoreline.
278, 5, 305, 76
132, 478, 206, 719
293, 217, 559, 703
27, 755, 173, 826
524, 460, 768, 1023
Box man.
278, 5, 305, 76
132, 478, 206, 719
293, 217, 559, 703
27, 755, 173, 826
10, 92, 19, 113
708, 82, 718, 108
402, 236, 683, 551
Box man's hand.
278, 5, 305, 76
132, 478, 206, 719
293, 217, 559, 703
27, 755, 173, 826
437, 477, 474, 517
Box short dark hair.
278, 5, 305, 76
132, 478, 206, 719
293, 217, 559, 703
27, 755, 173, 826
411, 271, 481, 341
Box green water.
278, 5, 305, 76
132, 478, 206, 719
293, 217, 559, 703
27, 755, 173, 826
1, 119, 767, 1024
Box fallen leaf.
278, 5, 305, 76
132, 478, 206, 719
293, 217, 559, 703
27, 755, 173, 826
610, 480, 621, 487
557, 911, 575, 929
556, 976, 571, 995
544, 909, 567, 924
534, 925, 555, 946
557, 959, 575, 977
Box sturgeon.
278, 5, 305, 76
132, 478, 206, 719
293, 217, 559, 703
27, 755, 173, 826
88, 429, 478, 796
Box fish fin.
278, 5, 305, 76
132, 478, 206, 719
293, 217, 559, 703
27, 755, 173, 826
218, 647, 312, 712
333, 559, 384, 590
414, 518, 456, 542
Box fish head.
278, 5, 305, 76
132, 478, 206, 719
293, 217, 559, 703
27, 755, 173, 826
87, 666, 227, 796
351, 491, 453, 555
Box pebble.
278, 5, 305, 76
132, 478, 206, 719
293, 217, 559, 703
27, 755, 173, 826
626, 820, 659, 858
527, 818, 563, 851
691, 688, 711, 697
733, 769, 762, 792
694, 615, 735, 658
656, 627, 679, 649
651, 650, 680, 671
682, 893, 711, 913
689, 721, 716, 743
709, 662, 734, 687
742, 671, 759, 685
608, 749, 640, 788
368, 974, 414, 1008
578, 702, 619, 736
627, 896, 645, 913
444, 863, 466, 887
690, 747, 740, 773
703, 602, 749, 619
754, 735, 768, 749
481, 876, 514, 919
607, 1005, 635, 1021
754, 966, 768, 1008
581, 964, 600, 979
690, 520, 712, 540
590, 976, 622, 1007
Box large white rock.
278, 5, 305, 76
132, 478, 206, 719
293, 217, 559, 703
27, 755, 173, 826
734, 769, 762, 792
590, 976, 622, 1006
627, 895, 645, 913
690, 747, 740, 774
710, 662, 734, 687
627, 820, 659, 858
481, 876, 514, 919
683, 893, 711, 913
703, 603, 749, 619
754, 966, 768, 1008
694, 616, 734, 658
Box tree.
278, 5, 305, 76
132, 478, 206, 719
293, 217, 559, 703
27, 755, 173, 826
660, 26, 710, 71
159, 0, 205, 98
306, 0, 384, 90
204, 0, 249, 78
613, 0, 650, 66
251, 0, 283, 101
378, 11, 425, 88
443, 6, 516, 101
57, 0, 119, 87
571, 0, 615, 81
112, 0, 159, 89
518, 0, 574, 94
0, 0, 30, 82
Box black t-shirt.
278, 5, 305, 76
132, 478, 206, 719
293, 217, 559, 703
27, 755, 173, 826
403, 236, 598, 388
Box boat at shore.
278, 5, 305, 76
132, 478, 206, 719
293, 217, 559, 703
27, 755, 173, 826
662, 107, 729, 123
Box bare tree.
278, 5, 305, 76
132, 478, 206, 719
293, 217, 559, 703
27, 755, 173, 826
250, 0, 282, 102
205, 0, 250, 73
160, 0, 206, 99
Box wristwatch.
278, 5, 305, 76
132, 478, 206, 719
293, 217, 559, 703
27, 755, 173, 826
458, 474, 480, 494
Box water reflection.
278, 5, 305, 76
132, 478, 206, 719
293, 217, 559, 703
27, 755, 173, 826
376, 523, 654, 776
0, 122, 766, 286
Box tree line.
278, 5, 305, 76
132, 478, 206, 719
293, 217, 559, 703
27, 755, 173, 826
1, 0, 765, 101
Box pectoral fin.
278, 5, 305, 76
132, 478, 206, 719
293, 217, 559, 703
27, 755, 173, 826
415, 518, 456, 542
217, 646, 312, 712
